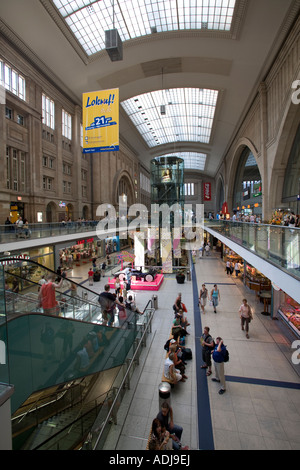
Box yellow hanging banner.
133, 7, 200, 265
82, 88, 119, 153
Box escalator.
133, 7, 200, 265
0, 257, 147, 449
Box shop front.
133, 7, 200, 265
3, 246, 54, 292
55, 237, 104, 270
274, 288, 300, 339
244, 263, 271, 295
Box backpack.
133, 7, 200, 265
223, 347, 229, 363
184, 348, 193, 360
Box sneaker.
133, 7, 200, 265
181, 445, 190, 450
219, 389, 226, 395
211, 378, 220, 382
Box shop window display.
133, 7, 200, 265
277, 293, 300, 337
245, 264, 271, 294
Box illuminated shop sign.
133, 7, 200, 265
0, 254, 30, 265
76, 238, 94, 245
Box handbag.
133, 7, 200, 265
248, 306, 253, 322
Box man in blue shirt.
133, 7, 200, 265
212, 337, 227, 395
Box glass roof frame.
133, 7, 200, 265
51, 0, 237, 56
121, 87, 219, 148
157, 152, 208, 171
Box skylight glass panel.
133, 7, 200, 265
51, 0, 237, 55
121, 88, 219, 148
158, 152, 207, 171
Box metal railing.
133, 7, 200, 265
90, 306, 155, 450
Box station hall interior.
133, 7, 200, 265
0, 0, 300, 453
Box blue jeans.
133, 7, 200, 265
169, 423, 183, 450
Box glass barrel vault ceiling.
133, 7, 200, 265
121, 88, 219, 147
161, 152, 207, 171
52, 0, 237, 56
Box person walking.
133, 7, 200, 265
212, 337, 227, 394
210, 284, 220, 313
234, 261, 240, 277
205, 243, 210, 256
199, 284, 208, 314
226, 259, 231, 275
239, 298, 253, 339
200, 326, 214, 376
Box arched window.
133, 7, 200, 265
233, 148, 262, 215
116, 175, 134, 206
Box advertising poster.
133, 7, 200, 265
203, 182, 211, 201
82, 88, 119, 153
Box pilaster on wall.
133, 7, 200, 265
259, 82, 270, 222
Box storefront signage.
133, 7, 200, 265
203, 182, 211, 201
76, 238, 94, 245
0, 254, 30, 265
82, 88, 119, 153
59, 201, 66, 208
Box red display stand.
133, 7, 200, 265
108, 274, 164, 291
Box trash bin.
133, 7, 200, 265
186, 270, 191, 281
152, 295, 158, 309
158, 382, 171, 409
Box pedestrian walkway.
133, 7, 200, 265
46, 250, 300, 450
97, 250, 300, 451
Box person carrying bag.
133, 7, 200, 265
239, 298, 253, 339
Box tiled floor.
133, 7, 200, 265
88, 250, 300, 451
56, 250, 300, 450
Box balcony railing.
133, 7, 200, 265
204, 219, 300, 280
0, 221, 99, 243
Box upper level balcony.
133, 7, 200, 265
203, 219, 300, 304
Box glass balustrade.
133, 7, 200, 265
204, 220, 300, 279
0, 221, 100, 243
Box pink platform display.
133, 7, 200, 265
108, 274, 164, 291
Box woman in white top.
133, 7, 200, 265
239, 298, 253, 338
234, 262, 240, 277
164, 352, 182, 383
226, 260, 231, 275
114, 276, 121, 296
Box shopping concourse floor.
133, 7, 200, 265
64, 251, 300, 450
